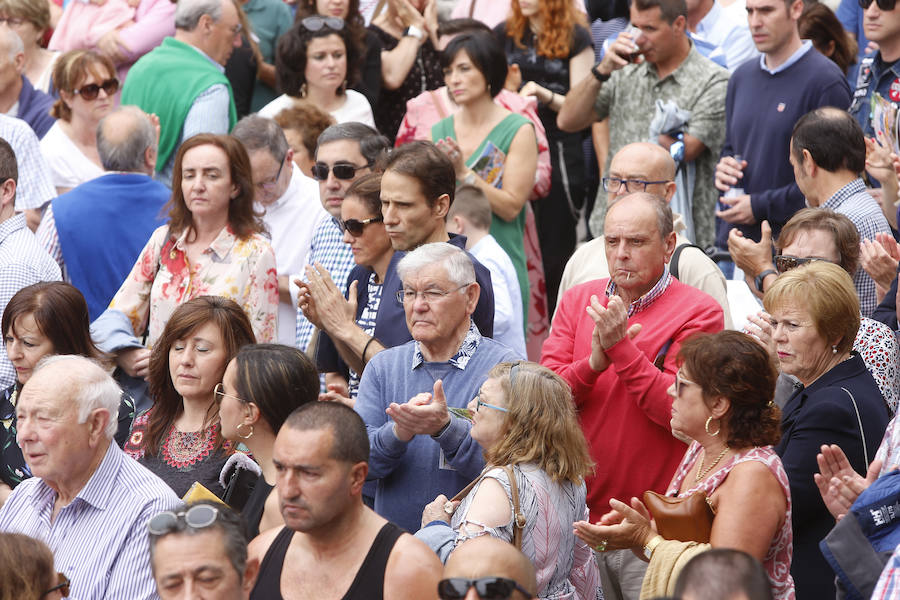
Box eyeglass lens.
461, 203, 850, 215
76, 78, 119, 100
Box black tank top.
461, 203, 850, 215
250, 521, 405, 600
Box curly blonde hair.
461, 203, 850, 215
483, 362, 593, 484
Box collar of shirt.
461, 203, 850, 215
411, 319, 482, 370
641, 41, 700, 85
605, 269, 674, 316
0, 213, 26, 244
23, 442, 120, 513
822, 177, 867, 211
172, 224, 238, 261
695, 1, 722, 36
759, 39, 811, 75
188, 43, 226, 73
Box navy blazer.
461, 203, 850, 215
316, 233, 495, 376
775, 353, 890, 600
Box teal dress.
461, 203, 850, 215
432, 113, 531, 331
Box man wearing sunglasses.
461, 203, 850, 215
849, 0, 900, 140
0, 28, 54, 139
233, 115, 325, 346
438, 536, 538, 600
0, 356, 179, 599
122, 0, 243, 186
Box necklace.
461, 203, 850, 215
695, 446, 730, 482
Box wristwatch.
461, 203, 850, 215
755, 268, 778, 292
643, 535, 664, 560
403, 25, 425, 40
591, 63, 610, 83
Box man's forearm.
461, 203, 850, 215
557, 73, 602, 132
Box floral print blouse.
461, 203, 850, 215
109, 224, 278, 345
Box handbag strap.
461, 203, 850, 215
841, 386, 869, 467
451, 465, 526, 550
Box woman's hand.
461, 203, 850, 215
860, 233, 900, 302
814, 444, 882, 520
422, 0, 438, 42
391, 0, 425, 31
421, 494, 459, 529
744, 310, 776, 360
435, 137, 467, 178
504, 64, 522, 92
519, 81, 549, 104
573, 497, 657, 553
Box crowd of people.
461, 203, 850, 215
6, 0, 900, 597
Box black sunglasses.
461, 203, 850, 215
311, 161, 372, 181
72, 78, 119, 101
859, 0, 897, 10
42, 573, 70, 598
301, 15, 344, 30
774, 254, 831, 274
339, 215, 383, 236
438, 577, 532, 600
148, 504, 220, 536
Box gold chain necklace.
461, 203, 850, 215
695, 446, 730, 482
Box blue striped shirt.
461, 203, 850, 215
0, 442, 179, 599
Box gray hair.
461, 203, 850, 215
316, 122, 390, 165
33, 355, 120, 440
396, 243, 475, 288
607, 191, 674, 240
97, 106, 157, 172
175, 0, 223, 30
0, 28, 23, 61
149, 500, 248, 580
232, 115, 289, 162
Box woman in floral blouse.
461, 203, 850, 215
95, 134, 278, 387
124, 296, 256, 498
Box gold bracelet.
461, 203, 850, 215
642, 535, 664, 560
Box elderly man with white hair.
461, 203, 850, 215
355, 242, 519, 533
0, 28, 55, 139
0, 355, 178, 599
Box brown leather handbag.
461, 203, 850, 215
642, 490, 715, 543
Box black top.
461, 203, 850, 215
354, 30, 384, 111
250, 521, 405, 600
241, 477, 274, 540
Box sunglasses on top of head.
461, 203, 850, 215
301, 15, 345, 31
72, 78, 120, 101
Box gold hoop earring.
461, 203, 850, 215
705, 416, 720, 437
236, 422, 254, 440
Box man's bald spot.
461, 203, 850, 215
99, 107, 148, 147
444, 537, 537, 596
610, 142, 676, 181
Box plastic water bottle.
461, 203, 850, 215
724, 154, 744, 198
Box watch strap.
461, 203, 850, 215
591, 63, 610, 83
403, 25, 424, 39
643, 535, 664, 560
755, 268, 777, 292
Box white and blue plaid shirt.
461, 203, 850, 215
0, 114, 56, 211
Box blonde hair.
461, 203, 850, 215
0, 0, 49, 34
50, 50, 116, 121
484, 362, 593, 484
763, 261, 860, 354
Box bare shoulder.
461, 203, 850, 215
384, 532, 442, 600
717, 459, 785, 502
248, 524, 284, 564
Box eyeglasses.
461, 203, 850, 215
396, 283, 473, 304
438, 577, 532, 600
476, 396, 509, 413
774, 254, 833, 274
256, 153, 287, 193
42, 573, 70, 598
339, 215, 384, 236
311, 161, 372, 181
301, 15, 345, 31
601, 176, 671, 194
214, 382, 245, 404
148, 504, 220, 536
674, 370, 696, 396
0, 16, 25, 26
859, 0, 896, 10
72, 78, 119, 101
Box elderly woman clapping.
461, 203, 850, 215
416, 361, 601, 600
573, 331, 794, 599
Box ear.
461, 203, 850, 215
231, 182, 240, 199
801, 148, 816, 177
198, 12, 215, 35
448, 215, 465, 234
12, 52, 25, 74
144, 145, 157, 171
671, 14, 687, 33
87, 408, 112, 447
464, 281, 481, 315
663, 181, 677, 202
349, 461, 368, 494
708, 395, 731, 421
433, 193, 450, 219
789, 0, 804, 20
284, 148, 294, 168
246, 401, 262, 425
0, 178, 16, 209
662, 231, 677, 263
242, 557, 260, 596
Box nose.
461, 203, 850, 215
16, 415, 35, 445
5, 339, 21, 360
466, 396, 477, 412
279, 470, 301, 500
382, 203, 397, 226
342, 228, 353, 244
666, 382, 676, 399
325, 169, 341, 190
612, 239, 629, 261
180, 347, 196, 366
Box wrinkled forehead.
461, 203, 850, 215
18, 376, 72, 414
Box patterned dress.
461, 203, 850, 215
666, 442, 795, 600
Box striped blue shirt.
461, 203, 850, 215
0, 442, 179, 599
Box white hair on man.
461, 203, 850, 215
32, 355, 121, 440
396, 242, 476, 288
0, 27, 24, 60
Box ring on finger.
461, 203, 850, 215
594, 539, 608, 553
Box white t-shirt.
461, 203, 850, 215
40, 121, 104, 190
257, 90, 375, 129
470, 234, 526, 359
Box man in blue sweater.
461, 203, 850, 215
355, 243, 518, 533
714, 0, 851, 261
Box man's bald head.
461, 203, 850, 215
443, 537, 537, 599
97, 106, 157, 174
608, 142, 677, 202
0, 28, 23, 61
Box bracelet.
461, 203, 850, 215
362, 336, 377, 362
642, 535, 664, 560
462, 170, 477, 186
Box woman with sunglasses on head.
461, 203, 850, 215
417, 361, 601, 600
39, 49, 118, 193
0, 532, 68, 600
300, 173, 393, 403
216, 344, 319, 537
124, 296, 257, 498
293, 0, 383, 110
259, 16, 374, 128
573, 331, 795, 600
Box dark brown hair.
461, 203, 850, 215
275, 18, 361, 97
678, 331, 781, 448
345, 172, 382, 216
143, 296, 257, 456
775, 207, 860, 276
50, 50, 116, 121
383, 141, 456, 208
799, 3, 857, 75
294, 0, 366, 82
167, 134, 266, 241
0, 533, 56, 600
1, 282, 110, 382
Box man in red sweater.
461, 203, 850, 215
541, 191, 724, 600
